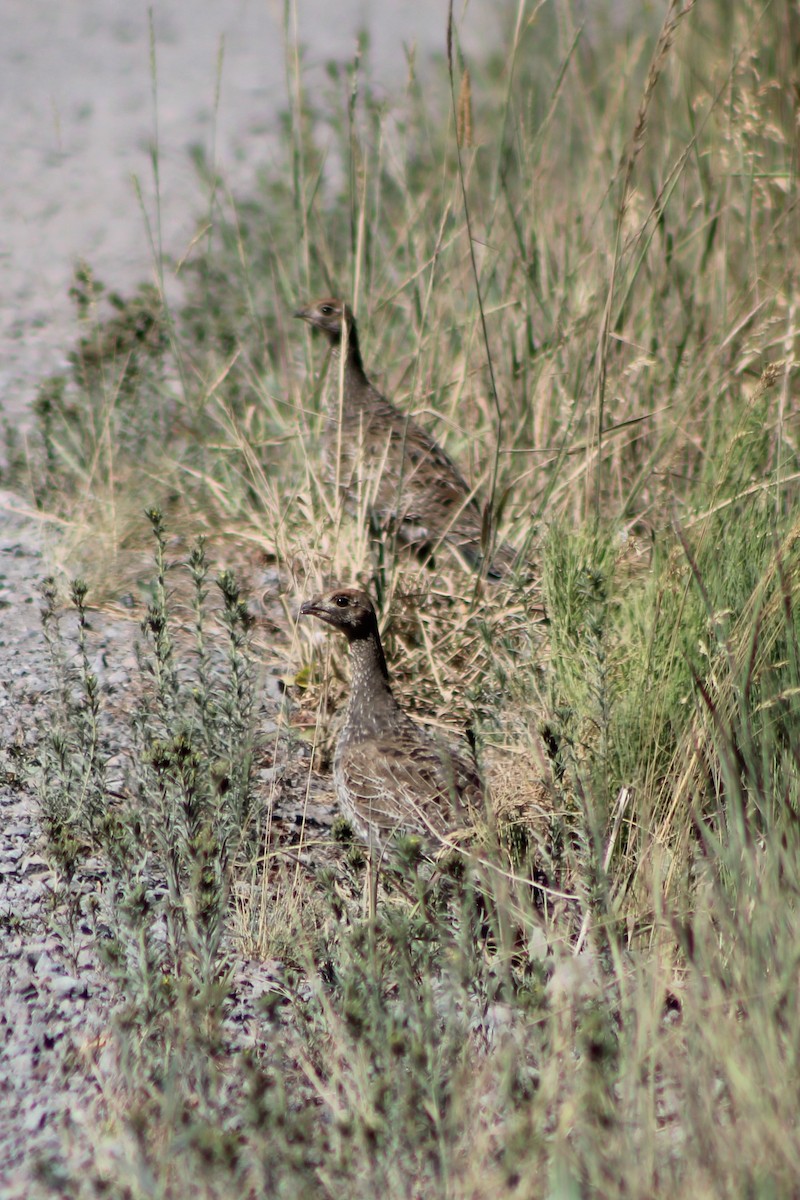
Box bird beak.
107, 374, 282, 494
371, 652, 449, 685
300, 595, 339, 626
299, 596, 323, 618
293, 306, 310, 321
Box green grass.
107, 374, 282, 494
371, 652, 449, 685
24, 1, 800, 1195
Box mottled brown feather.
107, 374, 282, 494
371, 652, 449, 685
294, 297, 516, 579
299, 587, 482, 850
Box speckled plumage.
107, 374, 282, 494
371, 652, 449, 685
294, 297, 515, 579
299, 586, 482, 850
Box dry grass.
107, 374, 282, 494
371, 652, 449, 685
23, 1, 800, 1195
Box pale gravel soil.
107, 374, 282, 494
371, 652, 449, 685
0, 496, 338, 1195
0, 502, 120, 1194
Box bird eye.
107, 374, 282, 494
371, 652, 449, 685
334, 594, 349, 607
320, 304, 334, 315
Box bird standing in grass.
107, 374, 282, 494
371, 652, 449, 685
299, 586, 483, 904
294, 297, 515, 579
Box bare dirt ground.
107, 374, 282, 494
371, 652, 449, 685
0, 0, 499, 434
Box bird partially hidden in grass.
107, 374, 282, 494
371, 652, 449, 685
294, 297, 516, 579
299, 586, 483, 910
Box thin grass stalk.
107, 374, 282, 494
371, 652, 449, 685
447, 1, 503, 581
591, 0, 695, 522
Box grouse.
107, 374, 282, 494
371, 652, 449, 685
294, 297, 515, 578
299, 586, 483, 853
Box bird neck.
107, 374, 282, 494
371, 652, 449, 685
349, 626, 390, 684
346, 628, 397, 727
331, 321, 369, 389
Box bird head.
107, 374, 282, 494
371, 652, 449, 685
299, 587, 378, 639
293, 297, 354, 345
